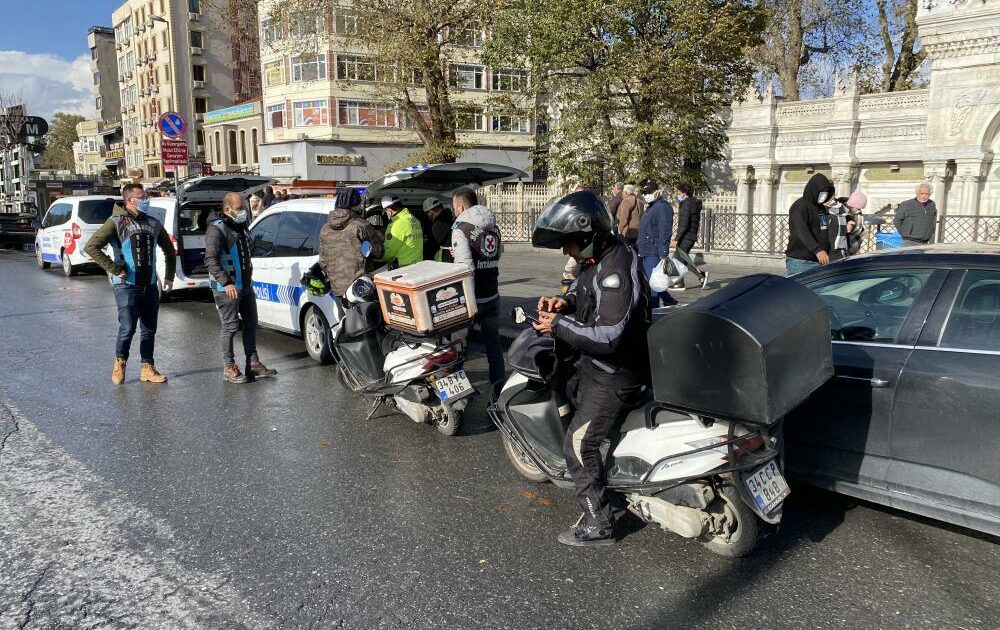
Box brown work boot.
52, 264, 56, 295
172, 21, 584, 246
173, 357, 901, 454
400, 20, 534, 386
139, 362, 167, 383
247, 360, 277, 379
223, 363, 249, 384
112, 357, 127, 385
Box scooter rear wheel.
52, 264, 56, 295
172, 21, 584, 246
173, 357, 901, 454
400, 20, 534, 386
502, 434, 548, 483
435, 405, 463, 436
699, 482, 759, 557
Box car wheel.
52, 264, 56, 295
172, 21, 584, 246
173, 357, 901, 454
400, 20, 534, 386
699, 482, 760, 558
304, 306, 334, 364
36, 248, 50, 269
61, 252, 77, 277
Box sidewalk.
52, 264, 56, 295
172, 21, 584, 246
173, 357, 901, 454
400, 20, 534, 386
494, 244, 769, 342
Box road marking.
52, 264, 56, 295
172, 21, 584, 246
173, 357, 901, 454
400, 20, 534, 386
0, 399, 268, 629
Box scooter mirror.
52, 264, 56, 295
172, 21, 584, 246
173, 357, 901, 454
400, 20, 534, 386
512, 306, 528, 324
360, 240, 373, 258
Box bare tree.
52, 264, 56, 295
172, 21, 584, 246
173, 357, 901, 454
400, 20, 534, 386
875, 0, 925, 91
0, 91, 28, 152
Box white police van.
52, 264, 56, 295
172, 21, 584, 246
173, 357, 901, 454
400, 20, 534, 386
35, 195, 120, 277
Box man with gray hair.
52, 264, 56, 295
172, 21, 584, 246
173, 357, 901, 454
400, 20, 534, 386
608, 182, 625, 216
894, 183, 937, 246
615, 184, 642, 245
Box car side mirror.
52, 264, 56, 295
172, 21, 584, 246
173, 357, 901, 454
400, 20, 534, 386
360, 240, 373, 258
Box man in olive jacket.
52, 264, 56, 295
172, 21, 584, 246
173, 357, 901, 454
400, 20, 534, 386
319, 189, 385, 295
85, 183, 175, 384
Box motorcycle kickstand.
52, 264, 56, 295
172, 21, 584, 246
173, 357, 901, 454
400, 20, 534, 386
365, 396, 390, 422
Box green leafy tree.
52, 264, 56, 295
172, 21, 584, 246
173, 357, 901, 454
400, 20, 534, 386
41, 112, 86, 170
263, 0, 492, 164
485, 0, 765, 188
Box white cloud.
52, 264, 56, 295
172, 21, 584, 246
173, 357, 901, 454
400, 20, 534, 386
0, 51, 96, 121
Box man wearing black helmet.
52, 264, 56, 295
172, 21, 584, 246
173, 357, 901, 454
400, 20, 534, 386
531, 191, 651, 547
319, 188, 384, 296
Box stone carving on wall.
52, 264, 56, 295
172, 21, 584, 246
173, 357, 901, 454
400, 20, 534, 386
858, 91, 929, 113
857, 125, 927, 142
775, 101, 835, 123
775, 131, 832, 146
949, 89, 988, 138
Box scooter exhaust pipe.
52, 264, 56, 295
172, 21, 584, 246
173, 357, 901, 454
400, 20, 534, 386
627, 495, 706, 539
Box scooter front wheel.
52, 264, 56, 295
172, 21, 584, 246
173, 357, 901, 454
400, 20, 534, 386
502, 434, 548, 483
699, 482, 759, 557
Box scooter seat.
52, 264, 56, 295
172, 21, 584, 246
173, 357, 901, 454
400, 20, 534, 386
618, 401, 692, 434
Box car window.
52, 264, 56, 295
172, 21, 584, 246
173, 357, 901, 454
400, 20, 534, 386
940, 270, 1000, 352
805, 269, 933, 343
178, 202, 217, 235
272, 211, 324, 257
250, 214, 280, 258
42, 203, 72, 228
76, 199, 117, 224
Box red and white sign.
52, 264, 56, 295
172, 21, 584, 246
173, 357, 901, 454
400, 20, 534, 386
161, 139, 188, 167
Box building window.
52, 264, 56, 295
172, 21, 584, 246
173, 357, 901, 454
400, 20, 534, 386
192, 65, 206, 82
251, 128, 259, 163
228, 130, 238, 164
491, 113, 531, 133
492, 68, 528, 92
261, 19, 282, 45
149, 164, 160, 178
455, 107, 486, 132
452, 27, 484, 47
290, 13, 322, 37
336, 54, 376, 82
335, 7, 359, 34
195, 97, 208, 113
214, 130, 221, 163
337, 100, 397, 128
293, 100, 329, 127
291, 53, 327, 82
451, 64, 484, 90
190, 31, 203, 48
196, 128, 204, 145
239, 129, 247, 164
162, 32, 169, 48
163, 64, 170, 82
93, 71, 101, 86
263, 60, 285, 87
266, 103, 285, 128
96, 96, 103, 110
188, 0, 200, 13
403, 104, 431, 129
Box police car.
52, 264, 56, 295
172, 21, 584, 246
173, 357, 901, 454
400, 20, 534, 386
35, 195, 120, 277
249, 163, 526, 363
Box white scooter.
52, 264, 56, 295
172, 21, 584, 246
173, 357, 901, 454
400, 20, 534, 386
489, 274, 833, 556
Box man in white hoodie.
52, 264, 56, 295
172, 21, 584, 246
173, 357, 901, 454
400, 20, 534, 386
451, 187, 505, 387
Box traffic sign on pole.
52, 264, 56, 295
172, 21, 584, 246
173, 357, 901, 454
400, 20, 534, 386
161, 139, 188, 167
158, 111, 186, 139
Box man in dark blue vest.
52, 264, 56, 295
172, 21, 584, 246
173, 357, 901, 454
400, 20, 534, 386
86, 183, 175, 384
204, 192, 277, 384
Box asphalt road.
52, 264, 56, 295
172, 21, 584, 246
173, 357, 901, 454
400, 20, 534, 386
1, 248, 998, 630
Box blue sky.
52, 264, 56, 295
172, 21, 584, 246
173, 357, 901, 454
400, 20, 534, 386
0, 0, 124, 119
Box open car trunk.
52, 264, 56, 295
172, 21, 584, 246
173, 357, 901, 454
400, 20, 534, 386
363, 163, 527, 210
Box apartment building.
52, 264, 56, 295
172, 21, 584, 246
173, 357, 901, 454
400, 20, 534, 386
112, 0, 261, 181
87, 26, 126, 179
252, 0, 536, 183
73, 120, 104, 176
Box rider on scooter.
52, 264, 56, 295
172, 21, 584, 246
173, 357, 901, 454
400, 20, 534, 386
530, 191, 652, 547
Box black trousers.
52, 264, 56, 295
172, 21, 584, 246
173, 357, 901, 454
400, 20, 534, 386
563, 370, 646, 528
213, 289, 259, 366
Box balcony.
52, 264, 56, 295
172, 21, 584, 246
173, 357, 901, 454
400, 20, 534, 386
190, 46, 203, 56
189, 12, 200, 21
192, 80, 205, 89
195, 144, 205, 154
194, 113, 205, 122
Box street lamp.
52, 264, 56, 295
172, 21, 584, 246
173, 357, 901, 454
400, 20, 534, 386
149, 14, 181, 186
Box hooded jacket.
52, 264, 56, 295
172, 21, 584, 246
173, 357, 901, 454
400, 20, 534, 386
85, 203, 176, 287
786, 173, 835, 262
451, 204, 502, 304
675, 196, 703, 247
319, 208, 385, 295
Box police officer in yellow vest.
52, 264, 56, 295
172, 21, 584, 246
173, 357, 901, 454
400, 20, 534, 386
378, 195, 423, 267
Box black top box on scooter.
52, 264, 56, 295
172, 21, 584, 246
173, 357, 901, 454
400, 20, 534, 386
648, 274, 833, 426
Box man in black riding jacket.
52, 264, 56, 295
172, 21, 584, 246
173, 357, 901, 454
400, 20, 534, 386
531, 191, 651, 546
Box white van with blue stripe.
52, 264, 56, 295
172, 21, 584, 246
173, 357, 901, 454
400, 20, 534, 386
35, 196, 120, 277
248, 198, 343, 362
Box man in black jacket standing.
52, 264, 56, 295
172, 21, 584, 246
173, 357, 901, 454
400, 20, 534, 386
785, 173, 838, 276
204, 192, 277, 384
670, 182, 708, 289
532, 191, 651, 547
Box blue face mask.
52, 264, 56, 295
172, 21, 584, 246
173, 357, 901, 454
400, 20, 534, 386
676, 194, 686, 202
232, 208, 248, 224
138, 199, 151, 214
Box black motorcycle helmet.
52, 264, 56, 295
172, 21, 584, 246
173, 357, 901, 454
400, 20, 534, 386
336, 188, 362, 210
532, 191, 614, 260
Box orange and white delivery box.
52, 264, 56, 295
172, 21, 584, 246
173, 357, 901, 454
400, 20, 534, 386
373, 261, 478, 335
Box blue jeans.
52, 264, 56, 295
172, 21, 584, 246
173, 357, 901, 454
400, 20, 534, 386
641, 256, 677, 308
114, 284, 160, 363
785, 258, 821, 277
475, 299, 505, 385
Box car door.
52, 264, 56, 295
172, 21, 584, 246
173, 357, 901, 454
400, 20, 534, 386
38, 202, 72, 262
266, 210, 325, 333
889, 267, 1000, 532
73, 198, 117, 264
785, 266, 947, 491
249, 212, 281, 325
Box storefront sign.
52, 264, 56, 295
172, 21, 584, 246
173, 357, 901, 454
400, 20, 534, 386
270, 155, 293, 165
316, 154, 364, 166
203, 102, 261, 125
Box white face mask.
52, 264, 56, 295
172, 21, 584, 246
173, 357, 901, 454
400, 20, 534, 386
676, 194, 686, 202
643, 193, 657, 204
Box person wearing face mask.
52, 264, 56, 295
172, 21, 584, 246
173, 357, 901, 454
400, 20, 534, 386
204, 192, 278, 384
636, 181, 677, 308
785, 173, 838, 276
85, 183, 176, 384
614, 184, 642, 246
670, 182, 708, 289
828, 190, 866, 261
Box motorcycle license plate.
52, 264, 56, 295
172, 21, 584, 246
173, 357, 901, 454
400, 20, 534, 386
434, 370, 473, 403
744, 460, 790, 514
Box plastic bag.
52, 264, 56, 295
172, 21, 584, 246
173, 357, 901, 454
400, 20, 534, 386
649, 259, 672, 293
875, 231, 904, 250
